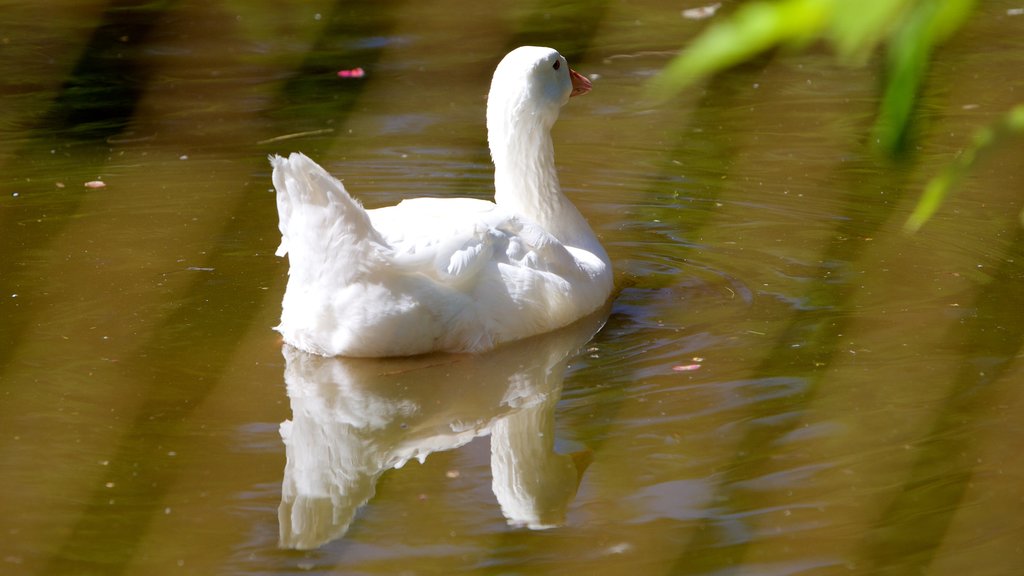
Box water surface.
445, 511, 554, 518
2, 1, 1023, 575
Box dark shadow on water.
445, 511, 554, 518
504, 0, 609, 64
0, 0, 178, 375
563, 55, 777, 471
43, 0, 179, 141
628, 53, 775, 289
660, 6, 1024, 571
669, 135, 917, 575
859, 223, 1024, 575
665, 87, 1021, 575
271, 0, 405, 132
41, 2, 401, 573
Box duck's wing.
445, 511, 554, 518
370, 198, 502, 285
495, 217, 579, 274
370, 197, 579, 286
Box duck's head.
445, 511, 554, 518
487, 46, 591, 135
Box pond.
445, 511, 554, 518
1, 1, 1023, 575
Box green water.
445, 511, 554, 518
1, 1, 1023, 575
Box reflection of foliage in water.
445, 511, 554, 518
650, 0, 1023, 229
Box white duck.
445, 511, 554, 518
271, 46, 612, 357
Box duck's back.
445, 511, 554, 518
273, 155, 610, 357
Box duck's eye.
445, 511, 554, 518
553, 60, 561, 71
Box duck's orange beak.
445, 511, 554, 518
569, 68, 592, 97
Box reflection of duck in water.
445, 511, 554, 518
490, 391, 594, 530
277, 306, 609, 550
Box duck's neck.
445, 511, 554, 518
489, 119, 605, 259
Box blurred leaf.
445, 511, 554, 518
829, 0, 913, 64
648, 0, 832, 99
873, 0, 977, 154
905, 104, 1024, 232
651, 0, 977, 159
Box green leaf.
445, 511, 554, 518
829, 0, 913, 64
873, 0, 976, 155
905, 103, 1024, 232
648, 0, 833, 99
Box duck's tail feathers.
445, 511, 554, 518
271, 153, 388, 281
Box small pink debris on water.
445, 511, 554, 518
337, 67, 365, 78
672, 363, 702, 372
84, 180, 106, 189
